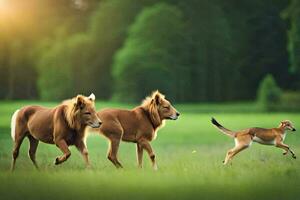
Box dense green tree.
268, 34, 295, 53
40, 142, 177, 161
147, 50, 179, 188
2, 39, 37, 99
112, 3, 188, 102
220, 0, 290, 99
0, 0, 94, 99
35, 0, 158, 100
36, 31, 74, 100
0, 0, 299, 102
86, 0, 157, 99
0, 33, 9, 99
282, 0, 300, 74
175, 0, 236, 101
257, 74, 282, 111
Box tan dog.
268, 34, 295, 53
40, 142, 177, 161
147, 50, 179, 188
211, 118, 296, 165
10, 94, 101, 171
96, 91, 180, 170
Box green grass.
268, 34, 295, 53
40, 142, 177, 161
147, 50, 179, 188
0, 101, 300, 200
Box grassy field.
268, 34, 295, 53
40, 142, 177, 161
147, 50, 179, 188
0, 101, 300, 200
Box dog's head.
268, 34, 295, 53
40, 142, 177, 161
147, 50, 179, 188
74, 93, 102, 128
280, 120, 296, 132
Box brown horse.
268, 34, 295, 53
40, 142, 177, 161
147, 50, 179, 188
10, 94, 102, 171
95, 91, 180, 170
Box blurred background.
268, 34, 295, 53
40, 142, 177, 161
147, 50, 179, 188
0, 0, 299, 110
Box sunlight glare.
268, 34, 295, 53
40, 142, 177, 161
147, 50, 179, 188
0, 0, 13, 18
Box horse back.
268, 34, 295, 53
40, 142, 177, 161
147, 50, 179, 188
19, 105, 59, 144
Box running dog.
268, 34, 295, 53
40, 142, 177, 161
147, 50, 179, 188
10, 94, 101, 171
96, 91, 180, 170
211, 118, 296, 165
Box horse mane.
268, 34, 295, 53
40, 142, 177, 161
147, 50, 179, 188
141, 91, 165, 129
62, 96, 83, 130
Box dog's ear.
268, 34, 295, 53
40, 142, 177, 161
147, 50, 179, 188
280, 121, 287, 127
88, 93, 96, 101
75, 95, 85, 109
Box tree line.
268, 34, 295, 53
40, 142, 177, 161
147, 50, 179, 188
0, 0, 299, 102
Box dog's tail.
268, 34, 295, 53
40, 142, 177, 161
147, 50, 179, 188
211, 117, 236, 138
11, 109, 20, 142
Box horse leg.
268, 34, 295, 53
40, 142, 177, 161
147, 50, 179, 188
28, 135, 39, 169
54, 139, 71, 165
11, 132, 27, 171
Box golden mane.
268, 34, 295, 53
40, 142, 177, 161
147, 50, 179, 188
63, 95, 84, 130
141, 91, 165, 129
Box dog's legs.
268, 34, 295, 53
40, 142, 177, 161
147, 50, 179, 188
276, 142, 296, 159
28, 135, 39, 169
289, 148, 296, 159
136, 143, 143, 168
228, 144, 249, 163
75, 140, 90, 168
11, 132, 26, 171
224, 144, 249, 165
107, 138, 123, 168
54, 139, 71, 165
223, 149, 233, 165
140, 139, 157, 170
224, 136, 251, 165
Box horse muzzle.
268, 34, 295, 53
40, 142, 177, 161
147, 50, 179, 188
89, 121, 102, 128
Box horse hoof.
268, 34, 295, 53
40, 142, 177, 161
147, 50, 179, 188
54, 157, 60, 165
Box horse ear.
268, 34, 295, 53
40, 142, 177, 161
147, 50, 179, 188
154, 92, 161, 105
88, 93, 96, 101
76, 96, 85, 109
